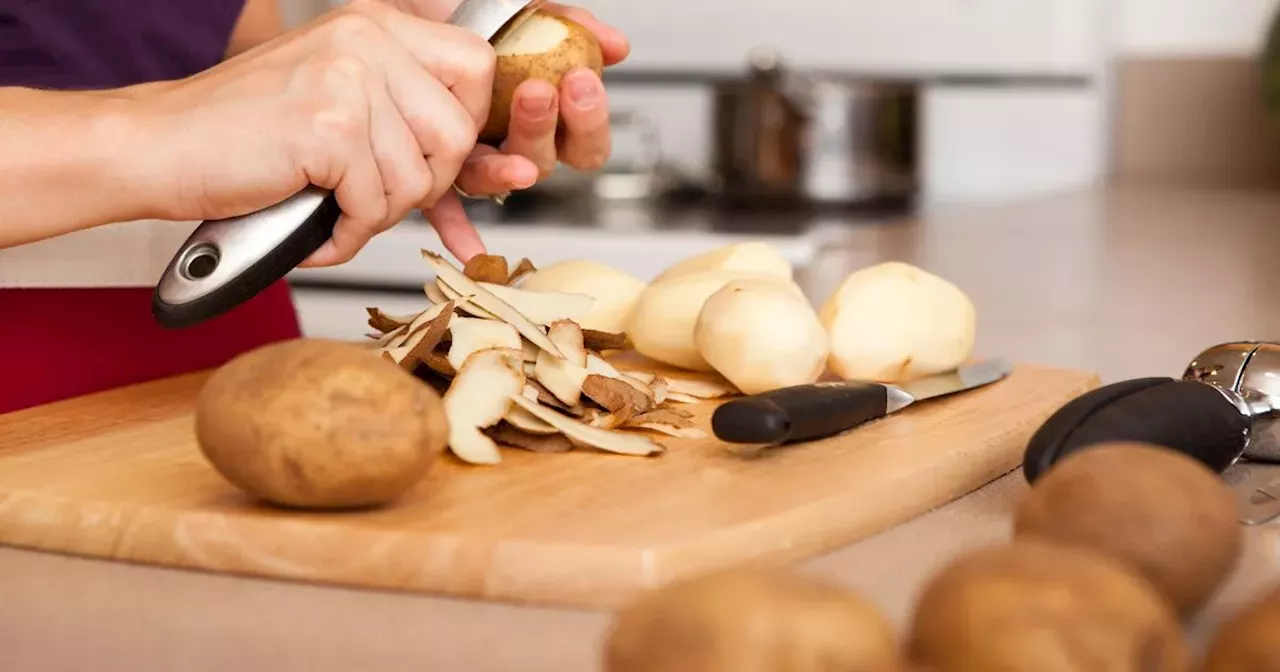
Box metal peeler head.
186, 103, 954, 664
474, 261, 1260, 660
446, 0, 545, 43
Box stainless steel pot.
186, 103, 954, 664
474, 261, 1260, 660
710, 49, 919, 208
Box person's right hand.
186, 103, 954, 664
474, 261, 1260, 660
135, 0, 535, 264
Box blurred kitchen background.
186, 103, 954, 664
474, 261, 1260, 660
282, 0, 1280, 343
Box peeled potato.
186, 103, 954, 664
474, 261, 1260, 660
195, 339, 448, 510
518, 259, 646, 333
627, 270, 791, 371
653, 241, 793, 284
695, 279, 829, 394
481, 10, 604, 145
605, 565, 900, 672
820, 261, 975, 383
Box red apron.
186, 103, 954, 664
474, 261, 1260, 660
0, 281, 302, 414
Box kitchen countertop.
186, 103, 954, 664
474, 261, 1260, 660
6, 185, 1280, 670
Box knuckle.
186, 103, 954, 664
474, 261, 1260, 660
309, 101, 363, 142
321, 54, 369, 85
570, 148, 608, 171
392, 164, 434, 207
436, 116, 477, 164
326, 9, 382, 46
452, 30, 497, 80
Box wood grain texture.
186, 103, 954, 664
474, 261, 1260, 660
0, 363, 1098, 609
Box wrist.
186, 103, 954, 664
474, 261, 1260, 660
77, 84, 177, 223
0, 85, 177, 248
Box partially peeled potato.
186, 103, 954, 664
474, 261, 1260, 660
481, 10, 605, 145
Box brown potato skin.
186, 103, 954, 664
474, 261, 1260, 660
1202, 585, 1280, 672
604, 565, 900, 672
195, 338, 448, 510
908, 540, 1188, 672
1013, 442, 1240, 617
480, 13, 604, 145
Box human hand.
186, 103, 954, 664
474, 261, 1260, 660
137, 0, 498, 265
387, 0, 630, 255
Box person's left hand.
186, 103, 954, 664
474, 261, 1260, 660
387, 0, 629, 260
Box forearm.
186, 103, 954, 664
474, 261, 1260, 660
0, 86, 162, 249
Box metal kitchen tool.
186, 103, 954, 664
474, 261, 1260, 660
712, 358, 1013, 455
151, 0, 543, 330
1022, 341, 1280, 524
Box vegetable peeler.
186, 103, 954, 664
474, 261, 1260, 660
151, 0, 543, 330
1023, 341, 1280, 524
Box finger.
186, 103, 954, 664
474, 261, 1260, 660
347, 1, 496, 127
422, 190, 486, 262
500, 78, 559, 177
454, 148, 539, 196
297, 60, 387, 268
368, 38, 477, 208
387, 0, 457, 22
542, 2, 630, 65
557, 67, 610, 170
366, 81, 435, 230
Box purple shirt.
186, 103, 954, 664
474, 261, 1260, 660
0, 0, 247, 89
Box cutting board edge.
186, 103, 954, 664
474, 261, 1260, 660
0, 367, 1099, 610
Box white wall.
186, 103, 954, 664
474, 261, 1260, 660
585, 0, 1111, 203
583, 0, 1105, 75
1120, 0, 1278, 56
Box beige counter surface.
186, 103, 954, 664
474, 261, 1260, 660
6, 185, 1280, 670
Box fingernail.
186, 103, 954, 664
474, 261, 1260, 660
567, 72, 601, 109
520, 90, 554, 117
507, 163, 538, 189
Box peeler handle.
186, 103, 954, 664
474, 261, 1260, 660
1022, 378, 1251, 483
150, 0, 545, 330
151, 187, 339, 329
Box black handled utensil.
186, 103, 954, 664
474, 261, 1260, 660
1020, 341, 1280, 524
1021, 377, 1251, 484
150, 0, 544, 330
711, 358, 1014, 454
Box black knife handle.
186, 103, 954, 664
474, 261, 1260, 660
1023, 378, 1250, 483
711, 382, 889, 445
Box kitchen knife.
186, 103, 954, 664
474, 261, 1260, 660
150, 0, 543, 330
711, 359, 1014, 452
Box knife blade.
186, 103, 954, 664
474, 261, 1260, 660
711, 359, 1014, 452
150, 0, 544, 330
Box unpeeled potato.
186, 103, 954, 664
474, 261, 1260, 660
195, 338, 448, 510
605, 565, 900, 672
908, 540, 1188, 672
1014, 442, 1241, 618
1202, 585, 1280, 672
481, 10, 604, 145
820, 261, 975, 383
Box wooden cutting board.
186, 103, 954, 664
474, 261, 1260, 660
0, 362, 1097, 609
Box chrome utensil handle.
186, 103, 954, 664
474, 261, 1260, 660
151, 0, 542, 330
1022, 378, 1251, 484
152, 188, 338, 329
